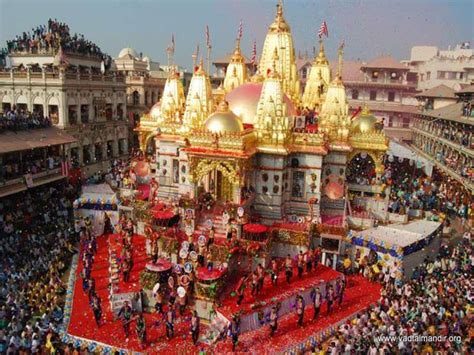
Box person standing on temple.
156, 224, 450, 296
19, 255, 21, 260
122, 259, 131, 283
271, 259, 279, 286
250, 272, 258, 296
285, 254, 293, 284
177, 290, 187, 316
207, 227, 215, 249
151, 239, 158, 264
296, 294, 305, 327
229, 315, 240, 352
312, 287, 322, 320
225, 221, 232, 242
165, 305, 176, 339
118, 301, 133, 339
305, 249, 313, 273
236, 283, 246, 306
297, 251, 304, 278
154, 290, 163, 314
314, 246, 322, 270
326, 285, 335, 315
337, 278, 346, 307
190, 310, 200, 345
269, 306, 278, 337
256, 263, 265, 294
91, 294, 102, 327
135, 312, 146, 347
87, 278, 96, 301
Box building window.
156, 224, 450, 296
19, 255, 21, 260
172, 159, 179, 184
132, 91, 140, 105
388, 92, 395, 102
291, 171, 305, 198
106, 141, 113, 158
302, 68, 307, 79
459, 72, 464, 80
371, 71, 379, 79
81, 105, 89, 123
390, 72, 398, 80
68, 106, 78, 125
352, 90, 359, 100
437, 71, 445, 79
426, 71, 431, 80
370, 91, 377, 101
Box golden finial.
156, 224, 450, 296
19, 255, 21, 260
277, 0, 283, 18
337, 40, 345, 80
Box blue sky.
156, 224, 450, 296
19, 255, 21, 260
0, 0, 472, 69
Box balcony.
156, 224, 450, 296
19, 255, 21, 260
0, 168, 64, 198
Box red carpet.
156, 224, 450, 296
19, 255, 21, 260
67, 236, 381, 353
217, 265, 341, 319
67, 235, 208, 353
213, 275, 381, 353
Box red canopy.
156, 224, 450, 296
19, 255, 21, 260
243, 223, 269, 234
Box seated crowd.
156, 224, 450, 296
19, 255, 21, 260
313, 239, 472, 354
4, 19, 108, 61
0, 182, 78, 353
0, 108, 52, 132
383, 158, 472, 222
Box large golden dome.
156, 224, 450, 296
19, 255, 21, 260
225, 82, 297, 125
204, 101, 243, 134
351, 106, 378, 133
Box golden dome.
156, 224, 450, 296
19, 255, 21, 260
225, 82, 297, 125
204, 101, 243, 134
150, 102, 161, 120
351, 105, 377, 133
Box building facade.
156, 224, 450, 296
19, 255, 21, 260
0, 49, 130, 177
407, 43, 474, 91
411, 86, 473, 194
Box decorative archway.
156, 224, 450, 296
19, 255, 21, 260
346, 151, 377, 184
191, 159, 240, 186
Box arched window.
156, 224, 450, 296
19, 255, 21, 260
351, 90, 359, 100
132, 91, 140, 105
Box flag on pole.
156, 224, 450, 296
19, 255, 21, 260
238, 20, 243, 40
206, 25, 210, 47
318, 21, 328, 38
250, 39, 257, 65
171, 33, 175, 53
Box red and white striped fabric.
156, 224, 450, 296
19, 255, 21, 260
250, 40, 257, 65
237, 20, 243, 40
61, 160, 70, 177
318, 20, 328, 38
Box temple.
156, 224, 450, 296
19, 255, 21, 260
137, 1, 388, 241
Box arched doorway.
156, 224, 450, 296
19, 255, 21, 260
193, 160, 240, 204
346, 152, 376, 185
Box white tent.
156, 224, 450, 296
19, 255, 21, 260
388, 140, 434, 176
347, 220, 442, 279
73, 184, 120, 236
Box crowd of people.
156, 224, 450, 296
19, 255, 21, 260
307, 238, 472, 354
0, 108, 52, 132
0, 182, 78, 353
4, 19, 108, 61
413, 118, 474, 149
383, 158, 472, 223
0, 150, 62, 184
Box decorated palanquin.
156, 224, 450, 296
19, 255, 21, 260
136, 0, 388, 248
